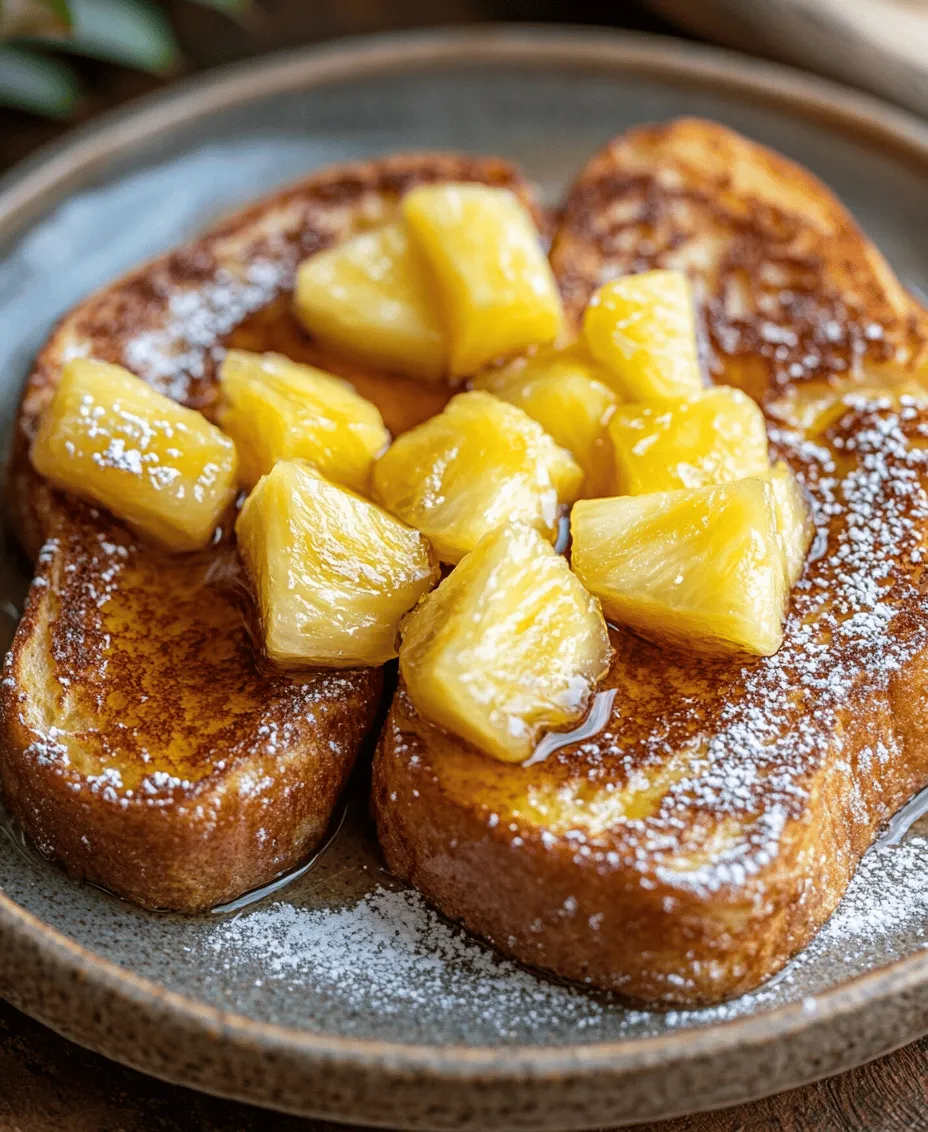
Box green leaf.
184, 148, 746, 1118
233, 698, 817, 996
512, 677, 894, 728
57, 0, 179, 73
186, 0, 259, 30
0, 44, 78, 116
42, 0, 73, 22
187, 0, 251, 12
0, 0, 72, 38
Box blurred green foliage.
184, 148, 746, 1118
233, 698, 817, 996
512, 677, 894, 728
0, 0, 248, 116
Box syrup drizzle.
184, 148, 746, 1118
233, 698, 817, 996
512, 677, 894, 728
554, 513, 571, 555
210, 800, 349, 915
759, 954, 800, 993
523, 688, 618, 768
875, 785, 928, 849
0, 803, 45, 870
0, 792, 350, 916
759, 787, 928, 994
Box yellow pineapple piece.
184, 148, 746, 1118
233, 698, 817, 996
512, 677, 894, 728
293, 223, 448, 380
571, 480, 787, 656
218, 350, 389, 493
608, 386, 769, 495
402, 183, 564, 377
767, 460, 814, 586
583, 270, 704, 400
30, 357, 237, 553
474, 343, 617, 498
372, 390, 582, 564
236, 461, 438, 668
399, 522, 612, 763
770, 376, 928, 435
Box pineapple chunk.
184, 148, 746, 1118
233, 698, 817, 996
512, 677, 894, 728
608, 386, 769, 495
571, 480, 788, 656
474, 343, 617, 498
583, 270, 704, 400
30, 357, 237, 553
293, 223, 448, 380
236, 461, 437, 668
399, 523, 612, 763
402, 183, 564, 376
770, 376, 928, 436
218, 350, 388, 492
372, 390, 582, 564
767, 460, 814, 585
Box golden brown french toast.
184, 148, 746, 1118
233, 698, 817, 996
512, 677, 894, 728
1, 153, 536, 912
373, 120, 928, 1005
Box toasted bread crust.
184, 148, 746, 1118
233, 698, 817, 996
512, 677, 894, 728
1, 153, 537, 912
2, 511, 382, 911
551, 118, 928, 384
373, 121, 928, 1005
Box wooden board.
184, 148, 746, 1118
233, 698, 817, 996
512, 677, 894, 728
649, 0, 928, 119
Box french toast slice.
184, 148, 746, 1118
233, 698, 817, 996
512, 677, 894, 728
373, 120, 928, 1005
1, 153, 537, 913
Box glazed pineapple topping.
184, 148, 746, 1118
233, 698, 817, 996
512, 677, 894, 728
372, 390, 583, 564
398, 523, 612, 763
401, 184, 565, 377
608, 386, 770, 495
236, 461, 437, 668
292, 182, 563, 382
217, 350, 388, 492
571, 480, 789, 657
583, 269, 704, 400
293, 223, 448, 380
31, 204, 815, 765
30, 357, 238, 552
766, 460, 816, 586
558, 269, 814, 663
473, 343, 617, 498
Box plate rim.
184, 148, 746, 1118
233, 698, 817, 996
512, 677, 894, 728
1, 23, 928, 1127
4, 880, 928, 1068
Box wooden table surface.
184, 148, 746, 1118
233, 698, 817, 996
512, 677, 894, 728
2, 5, 927, 1130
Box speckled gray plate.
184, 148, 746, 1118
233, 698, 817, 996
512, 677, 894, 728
1, 27, 928, 1132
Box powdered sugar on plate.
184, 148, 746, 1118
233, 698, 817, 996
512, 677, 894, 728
198, 827, 928, 1042
207, 884, 607, 1038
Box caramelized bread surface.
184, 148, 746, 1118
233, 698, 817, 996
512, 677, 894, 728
373, 121, 928, 1005
1, 153, 536, 912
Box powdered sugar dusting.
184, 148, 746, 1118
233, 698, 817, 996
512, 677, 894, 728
206, 884, 608, 1037
652, 831, 928, 1031
199, 830, 928, 1041
520, 390, 928, 907
123, 259, 288, 401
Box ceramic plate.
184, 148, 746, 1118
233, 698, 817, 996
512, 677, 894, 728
0, 27, 927, 1131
